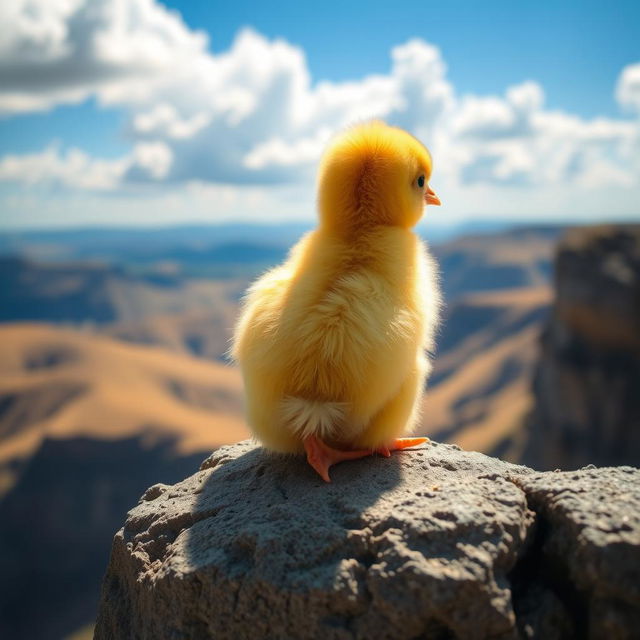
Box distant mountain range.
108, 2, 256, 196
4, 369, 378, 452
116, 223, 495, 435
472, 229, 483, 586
0, 254, 247, 326
0, 225, 560, 362
0, 220, 563, 276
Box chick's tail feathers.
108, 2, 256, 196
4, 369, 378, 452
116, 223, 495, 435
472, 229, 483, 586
281, 396, 347, 440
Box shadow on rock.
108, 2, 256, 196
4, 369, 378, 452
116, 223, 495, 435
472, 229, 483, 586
185, 440, 406, 614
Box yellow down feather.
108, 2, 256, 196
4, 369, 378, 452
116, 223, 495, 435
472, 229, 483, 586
231, 121, 441, 453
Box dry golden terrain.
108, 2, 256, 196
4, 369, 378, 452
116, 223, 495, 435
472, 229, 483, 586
0, 281, 549, 487
433, 228, 555, 299
0, 323, 249, 494
107, 307, 239, 362
421, 285, 551, 460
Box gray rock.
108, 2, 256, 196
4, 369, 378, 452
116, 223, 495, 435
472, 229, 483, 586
95, 440, 640, 640
510, 466, 640, 639
524, 224, 640, 470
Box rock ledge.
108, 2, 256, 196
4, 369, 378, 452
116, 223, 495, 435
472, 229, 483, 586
95, 440, 640, 639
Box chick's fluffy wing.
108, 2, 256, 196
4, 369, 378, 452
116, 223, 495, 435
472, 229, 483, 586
233, 230, 433, 431
282, 246, 428, 429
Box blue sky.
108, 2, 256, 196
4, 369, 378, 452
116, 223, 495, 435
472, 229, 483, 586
167, 0, 639, 118
0, 0, 638, 229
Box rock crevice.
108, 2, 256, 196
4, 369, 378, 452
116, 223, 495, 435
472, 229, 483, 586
507, 467, 640, 639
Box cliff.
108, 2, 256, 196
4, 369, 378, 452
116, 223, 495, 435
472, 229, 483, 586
95, 440, 640, 640
524, 224, 640, 470
0, 436, 207, 640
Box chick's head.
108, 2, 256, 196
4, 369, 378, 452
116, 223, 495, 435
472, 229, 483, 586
317, 121, 440, 232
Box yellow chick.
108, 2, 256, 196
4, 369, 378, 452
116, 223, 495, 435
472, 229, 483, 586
231, 121, 441, 482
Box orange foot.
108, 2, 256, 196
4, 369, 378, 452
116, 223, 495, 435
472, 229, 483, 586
303, 435, 370, 483
375, 437, 429, 457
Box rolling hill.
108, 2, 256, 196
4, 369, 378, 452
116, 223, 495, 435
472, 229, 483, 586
432, 226, 557, 300
422, 286, 552, 460
0, 324, 249, 496
0, 255, 248, 326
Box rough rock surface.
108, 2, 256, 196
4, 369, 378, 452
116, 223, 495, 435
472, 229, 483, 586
524, 224, 640, 470
95, 440, 640, 639
511, 467, 640, 639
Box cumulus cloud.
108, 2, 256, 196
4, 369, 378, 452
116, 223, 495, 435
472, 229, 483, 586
0, 146, 127, 190
0, 0, 638, 215
0, 140, 173, 189
617, 63, 640, 115
446, 80, 639, 188
0, 0, 208, 114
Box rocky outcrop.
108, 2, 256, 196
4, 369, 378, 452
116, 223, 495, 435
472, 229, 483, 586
95, 440, 640, 640
524, 224, 640, 470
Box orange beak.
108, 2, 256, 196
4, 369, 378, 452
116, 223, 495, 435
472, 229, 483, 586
425, 186, 441, 206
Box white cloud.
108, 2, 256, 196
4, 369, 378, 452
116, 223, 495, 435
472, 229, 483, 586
445, 81, 639, 188
0, 140, 174, 189
132, 104, 211, 140
243, 128, 333, 171
0, 0, 638, 226
388, 39, 454, 136
0, 0, 208, 115
0, 0, 83, 63
0, 145, 127, 190
127, 141, 173, 180
617, 63, 640, 115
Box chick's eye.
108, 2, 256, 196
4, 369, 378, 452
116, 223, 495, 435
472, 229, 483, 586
417, 175, 425, 188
